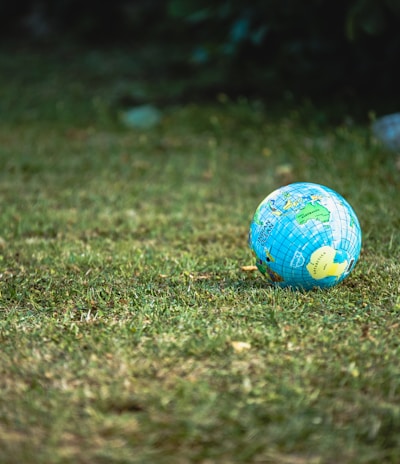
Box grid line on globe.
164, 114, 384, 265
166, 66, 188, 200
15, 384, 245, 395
248, 182, 362, 290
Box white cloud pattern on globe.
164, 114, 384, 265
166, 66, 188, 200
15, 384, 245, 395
248, 182, 362, 290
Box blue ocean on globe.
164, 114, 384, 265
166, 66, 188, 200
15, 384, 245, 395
248, 182, 362, 290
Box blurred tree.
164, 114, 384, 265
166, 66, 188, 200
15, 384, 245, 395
0, 0, 399, 98
166, 0, 400, 96
0, 0, 166, 41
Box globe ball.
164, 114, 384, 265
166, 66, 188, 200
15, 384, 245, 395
248, 182, 362, 290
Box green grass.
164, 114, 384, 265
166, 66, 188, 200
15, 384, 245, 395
0, 46, 400, 464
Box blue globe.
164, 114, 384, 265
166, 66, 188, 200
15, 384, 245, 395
248, 182, 362, 290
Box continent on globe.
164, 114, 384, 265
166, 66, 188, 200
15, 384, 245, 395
306, 246, 348, 280
296, 202, 330, 225
252, 204, 264, 225
283, 198, 301, 211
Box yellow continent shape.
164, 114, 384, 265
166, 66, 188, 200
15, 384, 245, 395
306, 246, 348, 280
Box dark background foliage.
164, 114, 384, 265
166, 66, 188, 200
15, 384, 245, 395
1, 0, 400, 101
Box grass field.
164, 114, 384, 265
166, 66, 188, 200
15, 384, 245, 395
0, 46, 399, 464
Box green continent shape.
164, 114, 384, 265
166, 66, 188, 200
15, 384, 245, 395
296, 202, 330, 225
253, 206, 263, 225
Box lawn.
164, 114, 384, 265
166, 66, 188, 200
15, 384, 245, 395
0, 45, 399, 464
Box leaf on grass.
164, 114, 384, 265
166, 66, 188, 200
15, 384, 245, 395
189, 273, 212, 281
231, 341, 251, 353
345, 362, 359, 378
241, 265, 257, 272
